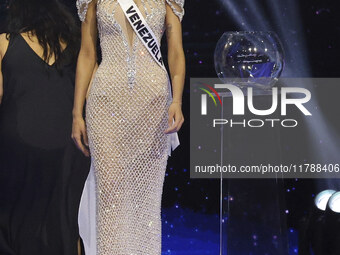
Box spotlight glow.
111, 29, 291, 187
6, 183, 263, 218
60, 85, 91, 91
219, 0, 340, 178
314, 190, 336, 211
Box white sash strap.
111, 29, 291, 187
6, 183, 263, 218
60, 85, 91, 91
118, 0, 180, 156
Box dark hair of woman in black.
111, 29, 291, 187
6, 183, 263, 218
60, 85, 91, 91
5, 0, 80, 69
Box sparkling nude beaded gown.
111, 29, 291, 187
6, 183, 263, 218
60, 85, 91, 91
76, 0, 184, 254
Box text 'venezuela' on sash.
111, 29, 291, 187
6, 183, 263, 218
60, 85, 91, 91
126, 5, 164, 66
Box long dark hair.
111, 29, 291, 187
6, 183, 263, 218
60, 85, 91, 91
6, 0, 80, 69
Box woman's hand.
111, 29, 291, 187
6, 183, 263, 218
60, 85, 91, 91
72, 116, 90, 157
165, 102, 184, 134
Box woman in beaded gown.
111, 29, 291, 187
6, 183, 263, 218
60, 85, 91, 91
72, 0, 185, 254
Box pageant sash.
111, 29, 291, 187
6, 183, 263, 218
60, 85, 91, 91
117, 0, 180, 156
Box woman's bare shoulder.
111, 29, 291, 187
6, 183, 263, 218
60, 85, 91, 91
0, 34, 9, 44
0, 33, 10, 59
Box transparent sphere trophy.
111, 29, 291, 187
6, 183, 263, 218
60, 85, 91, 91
215, 31, 289, 255
214, 31, 284, 90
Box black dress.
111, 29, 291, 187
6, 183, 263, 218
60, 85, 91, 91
0, 34, 90, 255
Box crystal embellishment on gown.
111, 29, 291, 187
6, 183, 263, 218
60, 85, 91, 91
76, 0, 184, 254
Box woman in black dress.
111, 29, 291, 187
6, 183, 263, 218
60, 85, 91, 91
0, 0, 90, 254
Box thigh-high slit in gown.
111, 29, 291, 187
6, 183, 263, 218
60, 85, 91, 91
76, 0, 184, 254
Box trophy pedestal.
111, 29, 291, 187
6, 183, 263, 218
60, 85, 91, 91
219, 90, 289, 255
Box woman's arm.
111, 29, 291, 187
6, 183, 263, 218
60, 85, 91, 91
164, 4, 186, 134
0, 42, 3, 105
86, 62, 98, 99
0, 34, 9, 105
72, 0, 98, 156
